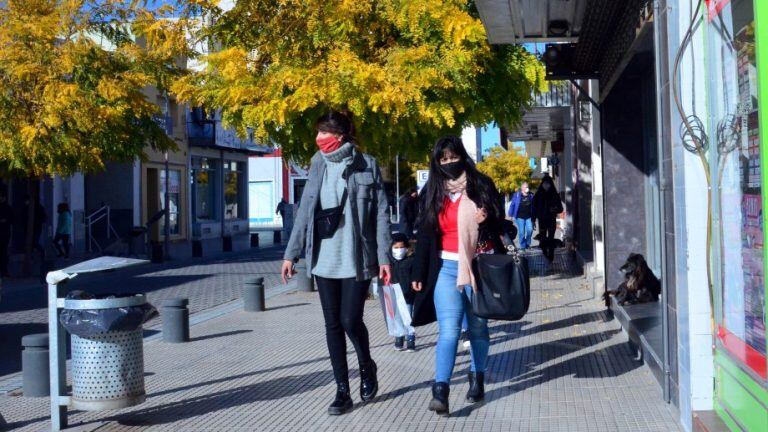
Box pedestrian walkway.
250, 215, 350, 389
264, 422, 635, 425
0, 250, 682, 431
0, 245, 289, 386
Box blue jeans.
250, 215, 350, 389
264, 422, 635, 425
516, 217, 533, 249
434, 259, 490, 383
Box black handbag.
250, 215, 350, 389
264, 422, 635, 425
315, 188, 348, 240
471, 241, 530, 321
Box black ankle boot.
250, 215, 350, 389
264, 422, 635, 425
359, 360, 378, 402
328, 382, 353, 415
428, 382, 450, 416
466, 372, 485, 403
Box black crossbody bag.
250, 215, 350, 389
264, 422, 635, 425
315, 188, 348, 240
471, 233, 530, 321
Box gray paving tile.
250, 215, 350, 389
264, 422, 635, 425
0, 249, 682, 431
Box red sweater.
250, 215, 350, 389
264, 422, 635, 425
438, 196, 461, 253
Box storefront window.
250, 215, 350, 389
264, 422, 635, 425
160, 169, 181, 236
191, 157, 218, 221
224, 160, 245, 220
708, 0, 766, 377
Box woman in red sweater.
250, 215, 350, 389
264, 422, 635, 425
411, 136, 505, 416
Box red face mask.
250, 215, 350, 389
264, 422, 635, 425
316, 135, 342, 153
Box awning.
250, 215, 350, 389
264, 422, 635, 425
475, 0, 588, 44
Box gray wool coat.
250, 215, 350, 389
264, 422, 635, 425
283, 147, 391, 281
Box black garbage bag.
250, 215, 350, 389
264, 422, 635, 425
60, 291, 158, 337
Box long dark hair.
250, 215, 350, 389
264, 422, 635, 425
315, 111, 356, 144
533, 174, 559, 201
417, 135, 502, 230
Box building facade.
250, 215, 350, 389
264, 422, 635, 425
477, 0, 767, 430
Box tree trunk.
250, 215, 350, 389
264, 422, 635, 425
22, 179, 38, 276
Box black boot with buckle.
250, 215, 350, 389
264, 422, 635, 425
359, 360, 378, 402
466, 372, 485, 403
328, 382, 353, 415
428, 382, 450, 416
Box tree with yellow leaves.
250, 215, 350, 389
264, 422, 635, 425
174, 0, 546, 163
0, 0, 201, 177
0, 0, 197, 273
477, 146, 533, 195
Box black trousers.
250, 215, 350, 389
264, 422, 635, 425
53, 234, 70, 257
0, 235, 9, 276
315, 276, 373, 385
539, 219, 557, 261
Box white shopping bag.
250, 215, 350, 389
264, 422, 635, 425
376, 283, 413, 337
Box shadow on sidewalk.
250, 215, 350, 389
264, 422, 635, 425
190, 329, 253, 342
110, 370, 335, 426
452, 341, 641, 418
144, 355, 333, 400
485, 329, 623, 384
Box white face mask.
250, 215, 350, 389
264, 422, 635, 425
392, 247, 407, 260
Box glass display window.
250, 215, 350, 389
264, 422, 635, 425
707, 0, 767, 380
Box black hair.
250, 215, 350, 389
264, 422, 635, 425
534, 174, 559, 200
391, 233, 409, 245
416, 135, 503, 230
316, 111, 356, 144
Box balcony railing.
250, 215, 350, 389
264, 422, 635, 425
531, 82, 572, 108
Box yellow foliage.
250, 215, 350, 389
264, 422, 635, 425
176, 0, 546, 163
0, 0, 192, 176
477, 147, 534, 194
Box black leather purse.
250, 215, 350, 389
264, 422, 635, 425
315, 188, 348, 240
471, 239, 530, 321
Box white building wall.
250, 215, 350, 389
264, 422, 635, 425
666, 1, 714, 430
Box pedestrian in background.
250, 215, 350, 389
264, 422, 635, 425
0, 193, 13, 277
532, 174, 563, 262
389, 232, 417, 352
281, 111, 391, 416
22, 195, 47, 257
411, 135, 506, 416
508, 182, 534, 249
53, 203, 71, 258
275, 197, 287, 220
398, 187, 419, 239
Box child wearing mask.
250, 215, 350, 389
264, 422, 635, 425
390, 233, 417, 351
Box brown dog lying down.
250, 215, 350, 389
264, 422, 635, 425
603, 253, 661, 306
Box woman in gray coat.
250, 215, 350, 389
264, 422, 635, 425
281, 111, 392, 415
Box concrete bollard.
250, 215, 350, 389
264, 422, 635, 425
192, 240, 203, 257
22, 333, 50, 397
161, 298, 190, 343
244, 277, 266, 312
250, 233, 259, 248
273, 230, 282, 244
295, 262, 315, 292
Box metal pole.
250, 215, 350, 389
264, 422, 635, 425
48, 282, 67, 431
395, 153, 400, 223
653, 0, 672, 404
163, 92, 171, 261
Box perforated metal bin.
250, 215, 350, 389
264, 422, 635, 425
64, 295, 147, 411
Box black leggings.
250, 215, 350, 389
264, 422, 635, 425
539, 219, 557, 261
315, 276, 372, 385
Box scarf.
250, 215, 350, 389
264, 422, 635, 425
444, 172, 479, 291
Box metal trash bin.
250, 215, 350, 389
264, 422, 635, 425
62, 294, 153, 410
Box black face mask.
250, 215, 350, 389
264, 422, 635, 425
440, 160, 465, 180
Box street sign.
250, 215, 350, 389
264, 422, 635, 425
416, 170, 429, 192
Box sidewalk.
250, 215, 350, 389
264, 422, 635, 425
0, 245, 290, 386
0, 250, 682, 431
